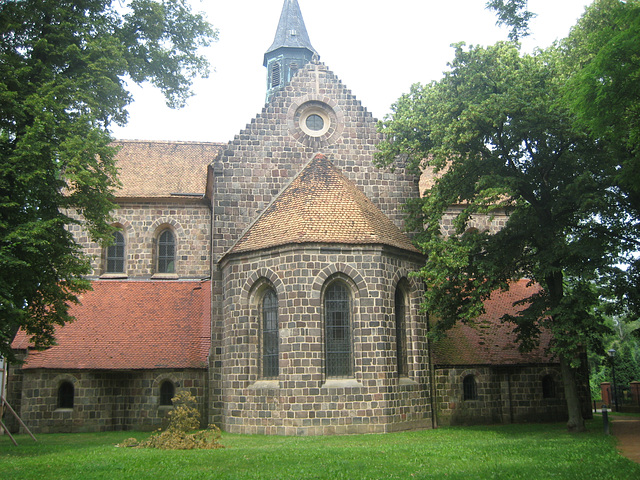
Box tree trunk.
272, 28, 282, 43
560, 355, 586, 432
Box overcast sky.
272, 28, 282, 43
111, 0, 593, 143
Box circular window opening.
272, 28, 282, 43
305, 114, 324, 131
299, 107, 331, 137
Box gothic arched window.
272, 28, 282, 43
325, 281, 352, 378
395, 285, 408, 377
106, 231, 125, 273
262, 288, 279, 378
158, 230, 176, 273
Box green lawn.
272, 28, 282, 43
1, 419, 639, 479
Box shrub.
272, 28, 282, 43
117, 390, 223, 450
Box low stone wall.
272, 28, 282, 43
7, 368, 207, 434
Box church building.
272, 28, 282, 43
6, 0, 578, 435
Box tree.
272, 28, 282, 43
375, 41, 626, 432
485, 0, 537, 41
561, 0, 640, 315
0, 0, 217, 361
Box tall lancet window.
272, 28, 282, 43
262, 289, 279, 378
158, 230, 175, 273
106, 231, 125, 273
395, 285, 409, 377
325, 281, 352, 377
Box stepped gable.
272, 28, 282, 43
228, 153, 419, 255
213, 61, 418, 257
113, 140, 223, 198
12, 280, 211, 370
431, 279, 555, 366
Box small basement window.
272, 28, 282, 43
542, 375, 556, 399
160, 380, 175, 406
463, 375, 478, 401
58, 381, 74, 409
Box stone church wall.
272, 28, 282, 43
68, 199, 211, 279
433, 365, 567, 426
211, 61, 420, 262
217, 243, 431, 435
10, 368, 207, 434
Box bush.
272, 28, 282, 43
117, 391, 223, 450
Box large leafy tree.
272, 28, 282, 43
0, 0, 216, 360
562, 0, 640, 315
376, 41, 626, 432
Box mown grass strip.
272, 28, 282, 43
1, 419, 638, 479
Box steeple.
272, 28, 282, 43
264, 0, 317, 103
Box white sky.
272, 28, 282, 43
111, 0, 593, 143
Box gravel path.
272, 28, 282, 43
612, 416, 640, 464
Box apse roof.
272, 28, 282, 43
112, 140, 223, 198
430, 279, 556, 366
12, 280, 211, 370
264, 0, 317, 64
228, 154, 420, 256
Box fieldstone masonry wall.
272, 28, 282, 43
217, 243, 431, 435
211, 61, 419, 262
434, 365, 567, 426
69, 199, 211, 279
10, 368, 207, 434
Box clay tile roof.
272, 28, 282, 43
112, 140, 223, 198
12, 280, 211, 370
229, 154, 420, 255
431, 279, 555, 366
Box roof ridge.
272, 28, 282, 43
113, 139, 226, 146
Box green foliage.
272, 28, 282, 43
3, 421, 640, 479
118, 390, 224, 450
0, 1, 217, 360
562, 0, 640, 315
590, 315, 640, 400
485, 0, 537, 41
376, 39, 630, 430
377, 41, 619, 354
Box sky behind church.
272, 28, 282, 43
111, 0, 593, 143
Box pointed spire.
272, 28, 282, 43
264, 0, 316, 64
264, 0, 318, 103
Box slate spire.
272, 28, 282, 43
264, 0, 317, 103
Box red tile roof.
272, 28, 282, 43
431, 279, 555, 366
229, 154, 420, 255
12, 280, 211, 370
112, 140, 223, 198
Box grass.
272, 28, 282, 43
1, 419, 639, 479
